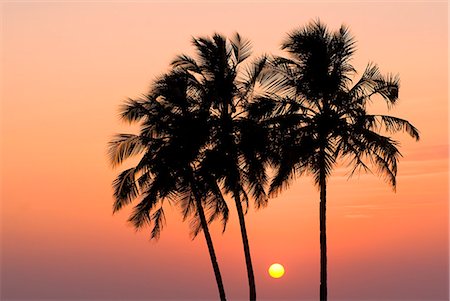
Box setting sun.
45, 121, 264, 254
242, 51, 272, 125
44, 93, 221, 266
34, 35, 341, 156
268, 263, 285, 279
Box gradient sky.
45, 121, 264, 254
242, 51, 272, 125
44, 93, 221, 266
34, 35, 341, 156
1, 1, 448, 300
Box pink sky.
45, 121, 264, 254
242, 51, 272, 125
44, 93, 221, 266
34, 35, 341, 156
1, 1, 448, 300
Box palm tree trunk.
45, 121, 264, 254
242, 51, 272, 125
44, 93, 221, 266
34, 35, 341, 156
234, 190, 256, 301
194, 194, 227, 301
319, 171, 327, 301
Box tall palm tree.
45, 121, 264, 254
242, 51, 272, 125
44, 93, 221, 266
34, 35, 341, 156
108, 70, 229, 301
172, 33, 271, 301
249, 20, 420, 301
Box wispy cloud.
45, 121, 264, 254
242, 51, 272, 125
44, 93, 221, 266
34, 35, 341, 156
344, 214, 371, 219
343, 204, 381, 209
402, 144, 449, 162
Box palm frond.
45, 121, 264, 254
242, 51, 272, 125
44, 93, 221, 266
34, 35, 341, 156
336, 130, 373, 178
371, 150, 398, 189
191, 34, 231, 78
150, 206, 166, 240
353, 127, 401, 189
371, 73, 400, 107
348, 63, 380, 99
205, 180, 229, 232
237, 55, 269, 101
350, 68, 400, 107
179, 188, 196, 222
119, 98, 151, 123
127, 191, 158, 229
264, 56, 299, 95
108, 134, 147, 168
282, 19, 330, 56
112, 167, 139, 213
202, 176, 228, 230
172, 54, 203, 75
136, 167, 153, 190
246, 171, 268, 209
269, 135, 314, 196
248, 94, 309, 123
189, 211, 202, 239
331, 24, 356, 64
230, 32, 252, 64
240, 188, 250, 215
241, 153, 269, 208
367, 115, 420, 141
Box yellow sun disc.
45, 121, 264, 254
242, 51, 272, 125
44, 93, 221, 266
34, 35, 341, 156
268, 263, 285, 278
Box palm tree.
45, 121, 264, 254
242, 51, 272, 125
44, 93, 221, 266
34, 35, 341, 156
108, 70, 229, 301
249, 20, 420, 301
172, 33, 271, 301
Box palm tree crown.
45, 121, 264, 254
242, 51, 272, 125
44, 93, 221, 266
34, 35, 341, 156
109, 70, 229, 300
250, 20, 420, 301
252, 20, 419, 192
173, 33, 272, 301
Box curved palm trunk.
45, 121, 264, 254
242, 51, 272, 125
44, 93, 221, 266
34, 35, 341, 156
194, 196, 227, 301
319, 171, 327, 301
234, 190, 256, 301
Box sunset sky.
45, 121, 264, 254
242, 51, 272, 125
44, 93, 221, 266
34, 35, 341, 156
1, 1, 448, 300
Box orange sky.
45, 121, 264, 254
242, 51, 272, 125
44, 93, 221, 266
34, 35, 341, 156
1, 2, 448, 300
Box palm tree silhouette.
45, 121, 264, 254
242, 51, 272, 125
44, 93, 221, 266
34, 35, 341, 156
172, 33, 271, 301
249, 20, 420, 301
108, 70, 229, 301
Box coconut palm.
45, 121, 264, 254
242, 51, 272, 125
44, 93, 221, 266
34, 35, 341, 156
249, 20, 420, 301
108, 70, 229, 301
172, 33, 271, 301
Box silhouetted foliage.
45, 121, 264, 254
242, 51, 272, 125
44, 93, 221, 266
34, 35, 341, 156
172, 33, 272, 301
109, 22, 419, 301
109, 70, 228, 300
249, 20, 419, 301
